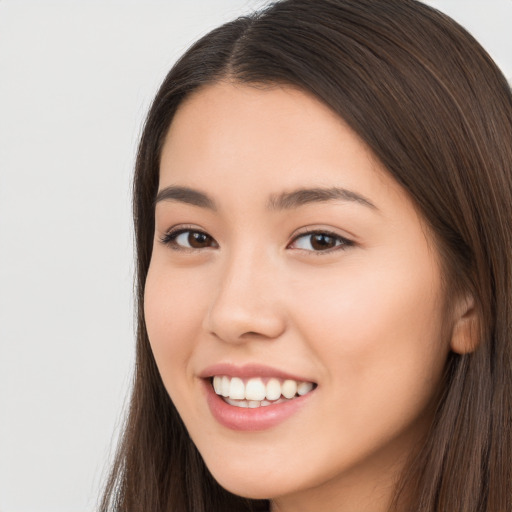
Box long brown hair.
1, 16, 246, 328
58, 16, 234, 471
100, 1, 512, 510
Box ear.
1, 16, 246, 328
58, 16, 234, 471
449, 294, 480, 354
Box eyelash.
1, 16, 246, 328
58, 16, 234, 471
159, 227, 354, 254
288, 230, 354, 253
159, 227, 217, 251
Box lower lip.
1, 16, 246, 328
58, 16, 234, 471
203, 379, 314, 431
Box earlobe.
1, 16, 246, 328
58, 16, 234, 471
449, 294, 480, 354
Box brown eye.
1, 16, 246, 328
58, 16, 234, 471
162, 229, 217, 250
187, 231, 214, 248
310, 234, 337, 250
290, 231, 353, 252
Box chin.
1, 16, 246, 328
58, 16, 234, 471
202, 458, 294, 500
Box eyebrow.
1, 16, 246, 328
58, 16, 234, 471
154, 185, 377, 211
267, 187, 378, 211
155, 186, 217, 210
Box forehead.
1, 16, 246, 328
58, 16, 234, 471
164, 82, 359, 159
160, 82, 395, 199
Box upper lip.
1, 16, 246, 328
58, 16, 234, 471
198, 363, 316, 383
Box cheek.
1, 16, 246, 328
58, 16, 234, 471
294, 254, 443, 340
289, 252, 448, 417
143, 263, 206, 385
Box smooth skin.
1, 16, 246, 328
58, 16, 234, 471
144, 82, 475, 512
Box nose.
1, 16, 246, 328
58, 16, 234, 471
203, 248, 287, 344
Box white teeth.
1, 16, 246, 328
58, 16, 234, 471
224, 397, 292, 408
297, 381, 314, 396
245, 378, 267, 401
212, 375, 315, 404
225, 398, 248, 408
282, 379, 298, 399
213, 376, 222, 394
229, 377, 245, 399
266, 378, 282, 401
221, 376, 230, 397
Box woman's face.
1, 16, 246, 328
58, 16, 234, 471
145, 83, 457, 510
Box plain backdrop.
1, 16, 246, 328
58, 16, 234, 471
0, 1, 510, 511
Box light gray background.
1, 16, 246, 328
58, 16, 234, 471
0, 1, 510, 511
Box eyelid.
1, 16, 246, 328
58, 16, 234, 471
287, 228, 355, 253
159, 225, 218, 250
158, 224, 354, 253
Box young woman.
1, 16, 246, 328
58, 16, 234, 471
101, 1, 512, 511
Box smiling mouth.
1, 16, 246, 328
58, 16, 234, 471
211, 375, 317, 408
